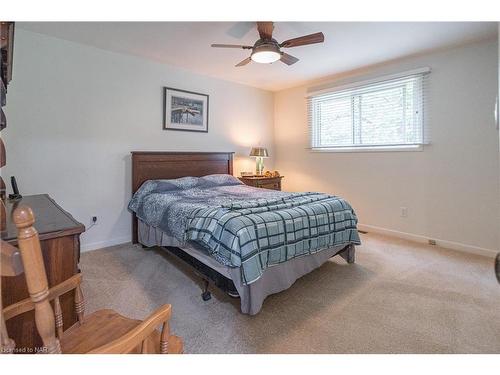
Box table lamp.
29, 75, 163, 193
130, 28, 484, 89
249, 147, 269, 176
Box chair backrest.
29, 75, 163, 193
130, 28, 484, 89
10, 205, 62, 353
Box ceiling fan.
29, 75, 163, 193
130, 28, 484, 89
211, 22, 324, 67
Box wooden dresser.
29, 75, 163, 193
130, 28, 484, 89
1, 194, 84, 351
239, 176, 284, 191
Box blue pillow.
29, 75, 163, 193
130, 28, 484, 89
157, 176, 200, 190
198, 174, 243, 188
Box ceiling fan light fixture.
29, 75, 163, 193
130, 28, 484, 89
251, 43, 281, 64
251, 50, 280, 63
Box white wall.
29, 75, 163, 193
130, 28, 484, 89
274, 40, 500, 254
2, 29, 275, 251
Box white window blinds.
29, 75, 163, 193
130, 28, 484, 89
307, 68, 430, 151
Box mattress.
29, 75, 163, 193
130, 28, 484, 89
138, 219, 353, 315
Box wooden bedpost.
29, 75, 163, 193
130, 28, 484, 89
132, 213, 138, 244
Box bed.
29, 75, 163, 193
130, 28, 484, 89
130, 151, 360, 315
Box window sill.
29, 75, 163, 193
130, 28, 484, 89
310, 145, 424, 153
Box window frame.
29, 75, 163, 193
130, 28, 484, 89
307, 67, 430, 153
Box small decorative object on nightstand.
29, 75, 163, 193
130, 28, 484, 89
239, 173, 284, 191
249, 147, 269, 175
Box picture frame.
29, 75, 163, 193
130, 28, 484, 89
163, 87, 209, 133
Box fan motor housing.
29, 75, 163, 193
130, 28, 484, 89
253, 39, 281, 54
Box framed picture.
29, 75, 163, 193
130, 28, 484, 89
163, 87, 209, 132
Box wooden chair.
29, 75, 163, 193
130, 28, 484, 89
1, 205, 183, 354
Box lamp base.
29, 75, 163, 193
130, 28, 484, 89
255, 157, 264, 175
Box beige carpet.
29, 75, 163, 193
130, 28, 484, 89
80, 233, 500, 353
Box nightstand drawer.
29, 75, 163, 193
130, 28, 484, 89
239, 176, 283, 191
258, 182, 280, 190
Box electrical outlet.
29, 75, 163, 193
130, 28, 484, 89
400, 207, 408, 218
428, 239, 436, 246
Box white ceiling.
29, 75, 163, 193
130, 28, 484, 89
19, 22, 497, 91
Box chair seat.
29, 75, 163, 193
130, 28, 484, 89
60, 309, 183, 354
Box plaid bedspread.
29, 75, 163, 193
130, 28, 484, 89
185, 192, 360, 285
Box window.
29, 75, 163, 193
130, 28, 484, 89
308, 68, 430, 151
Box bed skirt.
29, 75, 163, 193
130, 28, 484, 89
138, 220, 355, 315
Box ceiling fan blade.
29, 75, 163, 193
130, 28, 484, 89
280, 52, 299, 66
235, 57, 252, 67
211, 44, 253, 49
257, 22, 274, 40
280, 32, 325, 48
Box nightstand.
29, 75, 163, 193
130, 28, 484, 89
239, 176, 284, 191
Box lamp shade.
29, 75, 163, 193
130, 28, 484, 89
249, 147, 269, 158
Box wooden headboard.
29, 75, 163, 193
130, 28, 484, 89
130, 151, 234, 243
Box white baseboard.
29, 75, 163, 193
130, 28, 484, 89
357, 223, 498, 258
81, 235, 131, 253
